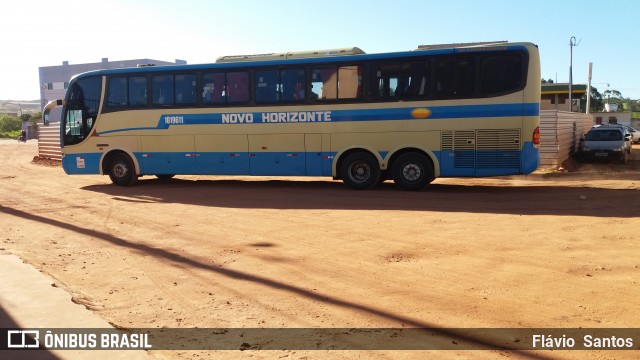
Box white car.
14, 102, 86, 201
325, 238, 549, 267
593, 124, 638, 144
622, 125, 640, 144
581, 126, 632, 163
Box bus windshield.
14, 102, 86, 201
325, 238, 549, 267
63, 76, 101, 146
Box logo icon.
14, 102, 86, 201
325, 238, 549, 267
7, 330, 40, 348
411, 108, 431, 119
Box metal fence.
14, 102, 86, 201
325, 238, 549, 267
540, 110, 592, 168
37, 122, 62, 160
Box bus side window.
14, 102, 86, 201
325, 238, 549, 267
435, 57, 474, 98
311, 68, 337, 100
175, 74, 196, 105
255, 70, 279, 103
152, 75, 174, 105
226, 71, 249, 103
108, 77, 128, 106
480, 53, 523, 96
370, 64, 398, 99
202, 73, 225, 104
129, 76, 148, 106
280, 69, 305, 102
404, 62, 430, 98
337, 65, 362, 99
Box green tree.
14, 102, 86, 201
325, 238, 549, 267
603, 89, 623, 101
601, 89, 625, 111
583, 86, 604, 113
0, 114, 22, 138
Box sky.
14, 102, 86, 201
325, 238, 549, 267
1, 0, 639, 101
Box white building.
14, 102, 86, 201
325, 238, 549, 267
591, 103, 633, 127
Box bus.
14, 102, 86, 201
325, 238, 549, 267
43, 41, 540, 190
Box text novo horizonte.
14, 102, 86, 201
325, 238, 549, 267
222, 111, 332, 124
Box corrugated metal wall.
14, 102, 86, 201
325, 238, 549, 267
540, 110, 592, 168
37, 122, 62, 160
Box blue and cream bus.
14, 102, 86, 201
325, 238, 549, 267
43, 41, 541, 190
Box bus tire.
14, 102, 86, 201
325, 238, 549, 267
339, 152, 380, 190
107, 153, 138, 186
391, 152, 434, 191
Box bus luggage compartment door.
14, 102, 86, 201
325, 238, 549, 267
139, 135, 197, 174
248, 134, 306, 176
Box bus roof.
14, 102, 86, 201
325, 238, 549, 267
216, 47, 366, 63
415, 41, 508, 50
70, 42, 535, 79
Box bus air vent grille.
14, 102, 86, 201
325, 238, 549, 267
441, 131, 476, 169
476, 129, 521, 150
441, 131, 475, 151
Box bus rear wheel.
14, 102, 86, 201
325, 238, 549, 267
340, 152, 380, 190
107, 153, 138, 186
391, 152, 434, 191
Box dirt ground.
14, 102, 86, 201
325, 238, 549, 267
1, 140, 640, 360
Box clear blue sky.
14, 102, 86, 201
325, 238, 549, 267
1, 0, 639, 100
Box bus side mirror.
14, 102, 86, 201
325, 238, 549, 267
42, 99, 64, 126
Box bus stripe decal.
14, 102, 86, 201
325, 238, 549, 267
96, 103, 539, 135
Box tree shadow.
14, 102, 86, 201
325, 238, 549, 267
0, 204, 549, 358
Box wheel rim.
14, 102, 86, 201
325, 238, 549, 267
348, 161, 371, 183
402, 163, 422, 182
113, 162, 128, 179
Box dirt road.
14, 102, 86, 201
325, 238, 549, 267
2, 140, 640, 359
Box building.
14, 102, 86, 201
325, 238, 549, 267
591, 103, 634, 128
540, 83, 587, 112
38, 57, 187, 122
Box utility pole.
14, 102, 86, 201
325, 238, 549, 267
569, 36, 580, 112
586, 63, 592, 114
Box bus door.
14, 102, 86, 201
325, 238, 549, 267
248, 134, 306, 176
139, 135, 197, 175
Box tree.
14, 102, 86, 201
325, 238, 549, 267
0, 114, 21, 138
541, 78, 554, 84
601, 89, 625, 111
583, 86, 603, 113
602, 89, 623, 101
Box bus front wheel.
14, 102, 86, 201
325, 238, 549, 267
339, 152, 380, 190
391, 152, 434, 191
107, 153, 138, 186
